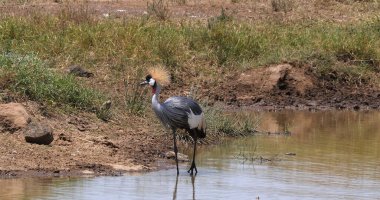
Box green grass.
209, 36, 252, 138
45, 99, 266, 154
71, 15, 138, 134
205, 107, 259, 137
1, 14, 379, 75
0, 53, 105, 110
124, 67, 149, 116
0, 11, 379, 117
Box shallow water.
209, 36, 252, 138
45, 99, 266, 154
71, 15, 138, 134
1, 111, 380, 200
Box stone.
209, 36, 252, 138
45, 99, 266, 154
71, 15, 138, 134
0, 103, 31, 132
68, 65, 93, 78
24, 122, 54, 145
165, 151, 190, 162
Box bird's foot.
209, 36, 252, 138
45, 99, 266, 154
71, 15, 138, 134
187, 162, 197, 176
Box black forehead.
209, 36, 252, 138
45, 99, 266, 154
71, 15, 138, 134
145, 74, 152, 81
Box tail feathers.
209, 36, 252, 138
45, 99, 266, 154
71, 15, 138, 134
187, 111, 206, 139
196, 112, 206, 138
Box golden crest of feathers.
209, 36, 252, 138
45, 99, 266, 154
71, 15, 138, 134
148, 67, 171, 86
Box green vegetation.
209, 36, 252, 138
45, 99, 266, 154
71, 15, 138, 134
205, 107, 259, 138
124, 67, 149, 116
0, 53, 105, 110
0, 13, 379, 79
0, 4, 379, 128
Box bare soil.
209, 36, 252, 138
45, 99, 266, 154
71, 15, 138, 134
1, 0, 380, 178
0, 100, 180, 178
206, 63, 380, 111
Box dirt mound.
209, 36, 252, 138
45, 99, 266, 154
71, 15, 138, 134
213, 64, 313, 105
234, 63, 312, 101
211, 64, 380, 110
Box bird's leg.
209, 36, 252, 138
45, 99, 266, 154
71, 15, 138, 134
191, 174, 196, 199
188, 133, 198, 175
172, 129, 179, 175
172, 175, 179, 200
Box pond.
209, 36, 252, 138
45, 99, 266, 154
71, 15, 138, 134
1, 111, 379, 200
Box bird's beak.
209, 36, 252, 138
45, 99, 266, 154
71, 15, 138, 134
140, 80, 148, 86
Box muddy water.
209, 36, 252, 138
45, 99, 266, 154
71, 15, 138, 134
1, 111, 380, 200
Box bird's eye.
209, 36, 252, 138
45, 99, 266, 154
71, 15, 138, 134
145, 75, 152, 82
149, 78, 156, 86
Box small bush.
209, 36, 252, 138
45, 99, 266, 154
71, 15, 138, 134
205, 107, 259, 137
271, 0, 294, 12
207, 8, 232, 29
147, 0, 170, 21
58, 2, 94, 25
124, 68, 149, 116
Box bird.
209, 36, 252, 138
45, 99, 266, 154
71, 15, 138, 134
140, 67, 206, 175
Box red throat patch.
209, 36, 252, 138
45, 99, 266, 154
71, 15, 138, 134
152, 87, 156, 94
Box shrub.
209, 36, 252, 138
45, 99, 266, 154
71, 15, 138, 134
271, 0, 294, 12
147, 0, 170, 21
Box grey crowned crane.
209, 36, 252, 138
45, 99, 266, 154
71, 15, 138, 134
140, 67, 206, 175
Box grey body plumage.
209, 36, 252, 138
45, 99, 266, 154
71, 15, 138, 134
141, 73, 206, 175
154, 96, 206, 138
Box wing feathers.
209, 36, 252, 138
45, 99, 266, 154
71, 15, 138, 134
162, 96, 206, 137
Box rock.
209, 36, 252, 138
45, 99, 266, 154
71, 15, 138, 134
68, 65, 93, 78
0, 103, 31, 132
306, 101, 318, 107
165, 151, 190, 162
24, 122, 54, 145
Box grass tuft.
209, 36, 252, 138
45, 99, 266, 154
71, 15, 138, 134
271, 0, 294, 12
147, 0, 170, 21
124, 68, 149, 116
205, 107, 260, 138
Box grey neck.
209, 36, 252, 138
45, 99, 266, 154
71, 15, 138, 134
152, 83, 162, 106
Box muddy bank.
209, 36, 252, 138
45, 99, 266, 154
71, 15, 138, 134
203, 63, 380, 111
0, 101, 179, 178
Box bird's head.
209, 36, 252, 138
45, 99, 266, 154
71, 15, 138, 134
140, 74, 157, 93
140, 67, 170, 94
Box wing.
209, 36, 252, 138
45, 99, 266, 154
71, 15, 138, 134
162, 96, 205, 131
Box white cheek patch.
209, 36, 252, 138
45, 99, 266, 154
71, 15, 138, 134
187, 109, 204, 130
149, 78, 156, 86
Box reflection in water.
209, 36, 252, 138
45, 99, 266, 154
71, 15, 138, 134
0, 177, 80, 200
191, 175, 195, 200
173, 175, 196, 200
172, 175, 178, 200
1, 111, 380, 199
